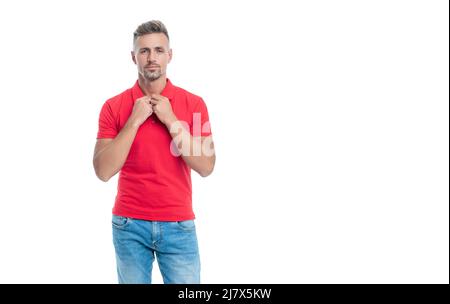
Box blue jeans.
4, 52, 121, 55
112, 214, 200, 284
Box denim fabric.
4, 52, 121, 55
112, 214, 200, 284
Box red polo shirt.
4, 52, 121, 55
96, 78, 211, 221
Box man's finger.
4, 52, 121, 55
137, 96, 151, 103
150, 97, 160, 105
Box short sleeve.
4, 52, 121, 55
191, 98, 212, 137
96, 102, 118, 139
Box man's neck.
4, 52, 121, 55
138, 75, 167, 96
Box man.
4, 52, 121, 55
93, 20, 215, 284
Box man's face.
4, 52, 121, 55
132, 33, 172, 81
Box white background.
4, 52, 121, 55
0, 0, 448, 283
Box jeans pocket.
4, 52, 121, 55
112, 215, 131, 229
176, 220, 196, 231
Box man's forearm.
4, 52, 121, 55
94, 121, 139, 181
165, 117, 215, 177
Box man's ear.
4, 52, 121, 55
168, 48, 173, 63
131, 51, 137, 64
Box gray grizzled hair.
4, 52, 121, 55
133, 20, 170, 49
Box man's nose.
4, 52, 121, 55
147, 51, 157, 62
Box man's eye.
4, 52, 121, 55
140, 50, 148, 54
157, 49, 164, 53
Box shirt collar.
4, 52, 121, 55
131, 78, 175, 101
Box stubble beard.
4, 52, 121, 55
142, 68, 163, 81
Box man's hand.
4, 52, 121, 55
128, 96, 154, 127
150, 94, 176, 126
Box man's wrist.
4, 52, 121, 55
125, 118, 141, 130
164, 114, 178, 129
